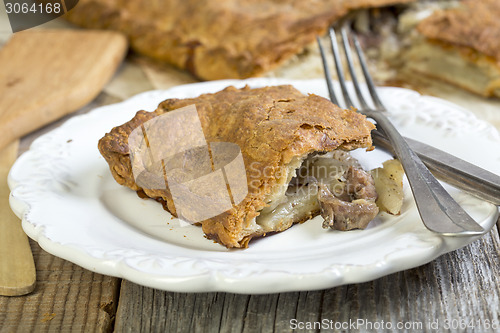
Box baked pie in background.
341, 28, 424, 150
65, 0, 500, 98
64, 0, 413, 80
409, 0, 500, 98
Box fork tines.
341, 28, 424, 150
317, 26, 384, 112
316, 25, 485, 236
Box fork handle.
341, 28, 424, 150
367, 111, 485, 235
372, 130, 500, 205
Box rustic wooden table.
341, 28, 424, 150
1, 29, 500, 331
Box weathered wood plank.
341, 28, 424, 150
3, 56, 498, 333
0, 91, 124, 332
0, 140, 36, 296
115, 225, 500, 333
0, 240, 120, 333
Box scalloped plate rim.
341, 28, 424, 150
8, 78, 500, 294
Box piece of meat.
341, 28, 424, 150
345, 166, 378, 201
318, 166, 379, 231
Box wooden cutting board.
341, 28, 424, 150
0, 29, 128, 151
0, 140, 35, 296
0, 29, 127, 296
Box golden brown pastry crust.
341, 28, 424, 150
417, 0, 500, 64
65, 0, 415, 80
98, 85, 375, 248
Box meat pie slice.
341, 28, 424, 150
98, 85, 375, 248
406, 0, 500, 97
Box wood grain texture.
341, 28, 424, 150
114, 224, 500, 333
0, 29, 127, 151
0, 240, 120, 333
1, 34, 498, 331
0, 91, 124, 331
0, 140, 36, 296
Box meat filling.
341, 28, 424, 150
318, 166, 379, 231
256, 152, 382, 234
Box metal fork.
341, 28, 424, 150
317, 26, 485, 235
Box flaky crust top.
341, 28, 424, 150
417, 0, 500, 63
65, 0, 415, 80
98, 85, 375, 247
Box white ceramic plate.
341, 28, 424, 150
9, 78, 500, 293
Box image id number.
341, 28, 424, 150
443, 318, 499, 330
5, 2, 62, 14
